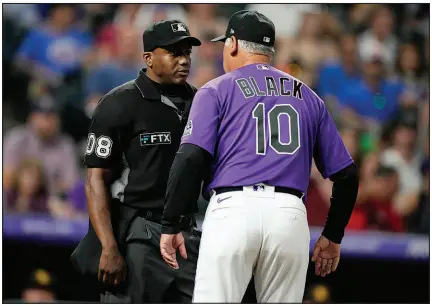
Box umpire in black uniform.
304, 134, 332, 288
71, 20, 202, 303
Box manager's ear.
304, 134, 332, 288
229, 35, 239, 56
143, 52, 153, 68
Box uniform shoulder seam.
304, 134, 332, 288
93, 81, 138, 121
98, 81, 137, 105
199, 86, 219, 99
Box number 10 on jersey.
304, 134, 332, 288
252, 103, 301, 155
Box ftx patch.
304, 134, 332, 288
140, 132, 171, 146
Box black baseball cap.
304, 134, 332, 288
143, 20, 201, 52
211, 10, 276, 47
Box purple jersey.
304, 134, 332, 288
181, 64, 353, 195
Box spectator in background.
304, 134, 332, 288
96, 4, 141, 64
353, 165, 404, 232
3, 4, 41, 30
306, 127, 361, 227
277, 12, 339, 87
46, 180, 88, 219
15, 4, 93, 87
348, 4, 379, 34
97, 3, 187, 62
1, 4, 429, 237
396, 43, 428, 106
3, 95, 80, 195
400, 4, 430, 47
380, 111, 423, 217
186, 4, 227, 41
306, 163, 332, 227
132, 4, 187, 31
339, 54, 404, 132
406, 160, 430, 234
360, 150, 381, 182
96, 4, 188, 64
85, 28, 141, 117
189, 31, 224, 83
316, 32, 361, 117
245, 4, 321, 39
357, 5, 398, 74
4, 159, 50, 214
21, 269, 57, 303
81, 4, 116, 37
341, 128, 363, 166
189, 61, 218, 89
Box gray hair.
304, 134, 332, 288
225, 37, 275, 58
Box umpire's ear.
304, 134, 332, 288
228, 35, 239, 56
143, 52, 152, 68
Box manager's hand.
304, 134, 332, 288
98, 245, 127, 286
311, 235, 341, 277
160, 233, 188, 269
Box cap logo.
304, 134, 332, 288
230, 29, 235, 34
171, 23, 187, 32
263, 37, 270, 43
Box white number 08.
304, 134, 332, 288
85, 133, 113, 158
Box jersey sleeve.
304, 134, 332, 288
84, 95, 128, 169
181, 87, 220, 156
314, 100, 354, 179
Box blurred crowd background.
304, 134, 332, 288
3, 3, 430, 232
2, 3, 430, 303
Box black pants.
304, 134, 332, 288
100, 216, 257, 303
101, 216, 200, 303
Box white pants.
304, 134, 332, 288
193, 185, 310, 303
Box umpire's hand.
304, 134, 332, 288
98, 246, 127, 286
311, 235, 341, 277
160, 233, 188, 269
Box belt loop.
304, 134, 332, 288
300, 193, 306, 204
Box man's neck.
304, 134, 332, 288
237, 54, 271, 70
364, 77, 381, 91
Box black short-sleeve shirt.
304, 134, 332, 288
85, 69, 197, 210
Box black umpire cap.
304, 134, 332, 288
211, 10, 276, 47
143, 20, 201, 52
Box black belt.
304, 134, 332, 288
136, 210, 195, 229
214, 186, 303, 199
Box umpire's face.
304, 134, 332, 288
145, 40, 192, 84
